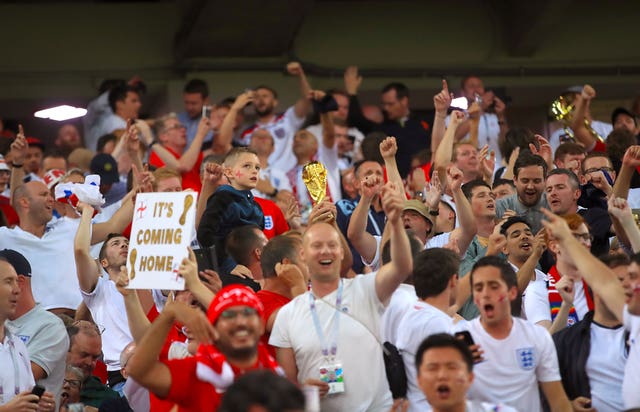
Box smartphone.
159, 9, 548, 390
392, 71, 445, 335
31, 384, 45, 402
202, 105, 213, 119
602, 170, 614, 186
454, 331, 475, 347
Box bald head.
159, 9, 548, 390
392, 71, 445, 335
13, 181, 54, 225
302, 223, 344, 282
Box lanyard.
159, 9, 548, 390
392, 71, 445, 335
367, 209, 382, 236
309, 280, 343, 358
0, 331, 22, 402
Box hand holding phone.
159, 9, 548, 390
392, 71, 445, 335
31, 384, 45, 402
454, 331, 484, 363
202, 105, 213, 119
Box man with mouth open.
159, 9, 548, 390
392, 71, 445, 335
415, 333, 517, 412
452, 256, 572, 411
496, 151, 548, 233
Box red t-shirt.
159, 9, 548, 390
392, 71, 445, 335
591, 140, 606, 153
256, 290, 291, 357
254, 197, 289, 239
149, 147, 203, 192
163, 357, 221, 412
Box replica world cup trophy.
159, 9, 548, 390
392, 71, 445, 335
302, 161, 327, 204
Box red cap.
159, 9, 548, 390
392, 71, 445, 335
206, 285, 264, 324
26, 137, 45, 151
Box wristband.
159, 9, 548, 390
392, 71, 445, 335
12, 163, 23, 168
429, 209, 439, 216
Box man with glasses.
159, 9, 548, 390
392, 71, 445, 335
66, 320, 119, 409
127, 285, 282, 411
148, 113, 207, 192
581, 152, 616, 199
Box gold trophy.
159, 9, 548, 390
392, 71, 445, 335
302, 161, 327, 204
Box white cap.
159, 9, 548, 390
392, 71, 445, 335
0, 155, 9, 172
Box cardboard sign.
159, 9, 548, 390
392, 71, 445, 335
126, 192, 197, 290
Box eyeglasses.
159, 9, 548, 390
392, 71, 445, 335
584, 167, 613, 175
573, 233, 594, 242
71, 320, 105, 335
164, 124, 186, 132
63, 379, 82, 388
219, 307, 258, 320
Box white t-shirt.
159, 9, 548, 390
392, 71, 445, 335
396, 301, 453, 412
0, 327, 35, 405
626, 188, 640, 209
548, 120, 613, 152
623, 305, 640, 409
6, 305, 68, 407
509, 262, 545, 321
426, 400, 518, 412
586, 322, 626, 412
425, 232, 451, 249
381, 284, 417, 344
239, 107, 305, 173
270, 274, 392, 412
522, 274, 589, 326
452, 317, 561, 411
0, 217, 84, 310
81, 276, 133, 371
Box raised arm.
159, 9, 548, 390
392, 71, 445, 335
91, 190, 134, 244
74, 203, 101, 293
434, 110, 465, 184
287, 62, 312, 119
8, 125, 27, 202
542, 208, 626, 322
216, 92, 253, 154
608, 196, 640, 253
612, 145, 640, 200
375, 183, 412, 302
149, 118, 209, 173
430, 80, 452, 154
318, 98, 336, 149
569, 85, 597, 151
196, 162, 225, 228
345, 66, 375, 134
115, 269, 151, 343
447, 165, 477, 256
380, 136, 403, 192
515, 229, 545, 293
127, 297, 215, 398
346, 174, 382, 264
178, 248, 215, 308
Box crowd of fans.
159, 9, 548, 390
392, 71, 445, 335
0, 61, 639, 412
